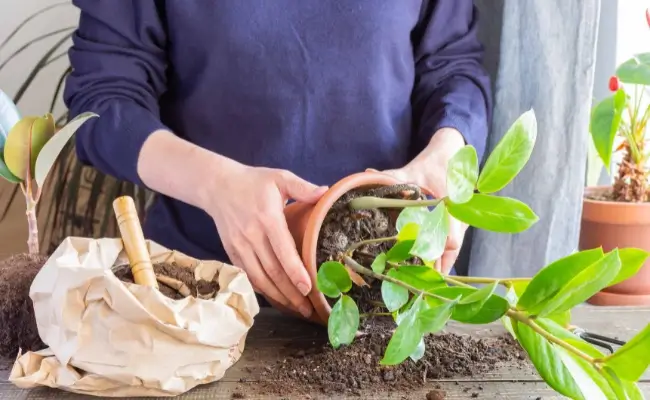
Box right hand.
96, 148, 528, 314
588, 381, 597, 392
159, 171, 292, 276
206, 161, 328, 318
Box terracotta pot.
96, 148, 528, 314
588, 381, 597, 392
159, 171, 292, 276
580, 186, 650, 306
278, 171, 409, 325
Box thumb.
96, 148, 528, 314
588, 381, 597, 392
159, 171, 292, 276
276, 171, 328, 203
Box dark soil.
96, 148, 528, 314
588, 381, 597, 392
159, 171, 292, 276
256, 317, 527, 397
317, 184, 424, 312
0, 253, 48, 357
114, 262, 219, 300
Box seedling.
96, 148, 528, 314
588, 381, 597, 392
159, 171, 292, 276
589, 8, 650, 202
0, 89, 97, 254
317, 109, 650, 399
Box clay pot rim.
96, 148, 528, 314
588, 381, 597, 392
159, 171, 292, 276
583, 185, 650, 207
302, 171, 431, 325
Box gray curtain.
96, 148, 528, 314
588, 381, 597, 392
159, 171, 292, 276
457, 0, 602, 278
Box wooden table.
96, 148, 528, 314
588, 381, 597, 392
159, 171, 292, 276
1, 305, 649, 399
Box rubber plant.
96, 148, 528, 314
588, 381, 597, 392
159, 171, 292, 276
0, 89, 97, 254
316, 109, 650, 399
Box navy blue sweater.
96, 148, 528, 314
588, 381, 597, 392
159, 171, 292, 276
64, 0, 492, 262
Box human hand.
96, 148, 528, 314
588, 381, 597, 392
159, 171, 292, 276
205, 161, 328, 318
370, 128, 468, 275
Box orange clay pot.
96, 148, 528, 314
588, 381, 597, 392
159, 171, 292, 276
277, 171, 405, 325
581, 186, 650, 306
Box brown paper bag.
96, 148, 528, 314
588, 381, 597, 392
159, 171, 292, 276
8, 237, 260, 397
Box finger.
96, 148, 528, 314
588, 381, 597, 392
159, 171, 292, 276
276, 171, 328, 203
254, 234, 313, 318
433, 257, 442, 273
440, 249, 460, 275
237, 242, 293, 309
263, 213, 313, 297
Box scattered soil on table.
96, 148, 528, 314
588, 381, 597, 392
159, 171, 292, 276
256, 317, 527, 397
114, 262, 219, 300
426, 390, 447, 400
317, 184, 424, 312
0, 253, 48, 357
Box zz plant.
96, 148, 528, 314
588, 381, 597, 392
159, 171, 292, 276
0, 89, 97, 254
316, 109, 650, 399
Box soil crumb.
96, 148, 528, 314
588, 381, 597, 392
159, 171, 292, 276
257, 318, 526, 397
0, 253, 48, 357
426, 390, 446, 400
317, 184, 424, 312
114, 262, 219, 300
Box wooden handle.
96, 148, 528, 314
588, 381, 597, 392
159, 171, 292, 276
113, 196, 158, 289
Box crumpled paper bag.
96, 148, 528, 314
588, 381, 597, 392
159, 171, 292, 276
8, 237, 260, 397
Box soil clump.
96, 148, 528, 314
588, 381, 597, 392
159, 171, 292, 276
256, 317, 527, 397
114, 262, 219, 300
0, 253, 48, 357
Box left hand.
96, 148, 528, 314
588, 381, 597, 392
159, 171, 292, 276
369, 128, 468, 275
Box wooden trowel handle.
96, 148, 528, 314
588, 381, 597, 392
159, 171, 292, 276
113, 196, 158, 289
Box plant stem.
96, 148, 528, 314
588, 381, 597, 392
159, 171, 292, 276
349, 196, 442, 210
360, 312, 391, 318
23, 185, 39, 255
342, 255, 449, 303
506, 309, 596, 364
346, 235, 397, 256
444, 277, 474, 289
344, 254, 598, 368
451, 276, 531, 285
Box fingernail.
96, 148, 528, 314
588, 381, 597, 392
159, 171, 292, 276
300, 305, 312, 317
297, 282, 310, 296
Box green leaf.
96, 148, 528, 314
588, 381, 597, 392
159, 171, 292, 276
419, 297, 458, 333
446, 145, 478, 203
616, 53, 650, 85
429, 287, 509, 324
327, 295, 359, 349
371, 253, 387, 274
34, 111, 98, 188
316, 261, 352, 298
396, 207, 429, 231
589, 89, 626, 168
518, 248, 605, 313
397, 222, 419, 242
387, 240, 415, 262
602, 366, 645, 400
391, 265, 445, 292
382, 270, 409, 312
514, 321, 585, 399
603, 323, 650, 382
0, 153, 21, 183
446, 193, 538, 233
410, 203, 449, 262
537, 250, 622, 317
608, 248, 650, 287
381, 295, 427, 365
477, 109, 537, 193
409, 338, 426, 362
459, 281, 498, 305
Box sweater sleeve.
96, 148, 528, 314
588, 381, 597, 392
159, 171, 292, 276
410, 0, 493, 162
63, 0, 169, 187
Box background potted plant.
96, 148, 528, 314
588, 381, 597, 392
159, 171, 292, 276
581, 8, 650, 306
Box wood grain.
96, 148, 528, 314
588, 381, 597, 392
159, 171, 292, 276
1, 305, 649, 399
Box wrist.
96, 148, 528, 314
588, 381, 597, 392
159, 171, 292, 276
197, 152, 247, 211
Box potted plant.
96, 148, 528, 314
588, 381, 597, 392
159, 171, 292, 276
0, 88, 96, 355
581, 9, 650, 306
282, 108, 650, 398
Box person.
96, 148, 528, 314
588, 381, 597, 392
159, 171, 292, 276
63, 0, 492, 319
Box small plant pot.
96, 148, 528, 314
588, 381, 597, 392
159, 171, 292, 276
580, 186, 650, 306
280, 171, 417, 325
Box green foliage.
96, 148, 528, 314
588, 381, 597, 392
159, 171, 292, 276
446, 145, 478, 203
316, 108, 650, 399
616, 53, 650, 86
589, 89, 626, 168
477, 108, 537, 193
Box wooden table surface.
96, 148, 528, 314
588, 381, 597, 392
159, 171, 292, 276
1, 305, 649, 399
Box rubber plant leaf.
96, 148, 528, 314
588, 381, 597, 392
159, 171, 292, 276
0, 89, 20, 150
4, 114, 55, 180
446, 193, 538, 233
0, 152, 21, 183
477, 108, 537, 194
34, 112, 98, 188
446, 145, 478, 203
